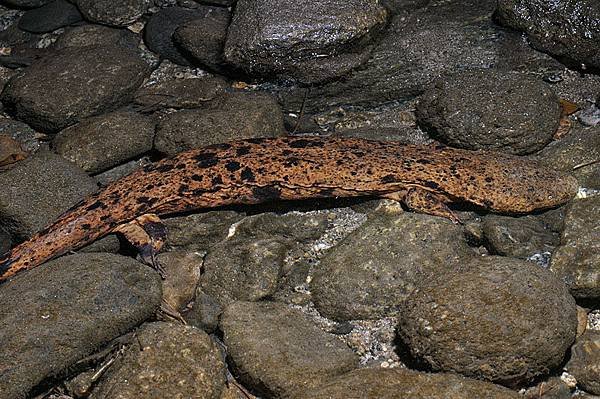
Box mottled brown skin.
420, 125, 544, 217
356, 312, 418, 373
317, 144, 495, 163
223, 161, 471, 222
0, 136, 578, 282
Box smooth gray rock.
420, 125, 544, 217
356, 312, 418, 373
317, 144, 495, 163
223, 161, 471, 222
311, 205, 473, 321
399, 256, 577, 385
1, 0, 51, 7
496, 0, 600, 71
0, 253, 162, 399
89, 322, 226, 399
294, 368, 521, 399
551, 196, 600, 299
154, 92, 284, 156
1, 45, 149, 133
133, 76, 227, 110
18, 0, 82, 33
220, 301, 358, 398
52, 110, 156, 174
76, 0, 148, 26
53, 24, 140, 50
416, 70, 560, 154
163, 210, 244, 250
567, 331, 600, 395
0, 149, 98, 239
223, 0, 388, 84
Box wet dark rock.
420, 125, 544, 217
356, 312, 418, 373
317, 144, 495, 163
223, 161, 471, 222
185, 288, 222, 333
0, 116, 41, 153
220, 301, 359, 397
193, 0, 233, 6
143, 6, 203, 66
223, 0, 388, 84
53, 24, 140, 50
172, 6, 230, 72
496, 0, 600, 71
0, 149, 97, 239
0, 253, 162, 399
133, 76, 227, 110
535, 126, 600, 189
164, 210, 244, 250
567, 331, 600, 395
1, 45, 149, 133
52, 110, 156, 174
416, 70, 560, 154
1, 0, 51, 7
154, 92, 284, 156
551, 196, 600, 299
382, 0, 431, 14
93, 156, 152, 186
89, 322, 226, 399
0, 229, 11, 253
482, 214, 560, 259
278, 0, 551, 114
76, 0, 148, 27
521, 376, 573, 399
17, 0, 82, 33
311, 205, 473, 321
294, 367, 521, 399
398, 256, 577, 385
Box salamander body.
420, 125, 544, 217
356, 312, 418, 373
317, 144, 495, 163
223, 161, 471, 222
0, 136, 578, 281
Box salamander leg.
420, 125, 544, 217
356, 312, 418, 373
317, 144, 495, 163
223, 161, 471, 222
398, 187, 461, 224
114, 213, 168, 277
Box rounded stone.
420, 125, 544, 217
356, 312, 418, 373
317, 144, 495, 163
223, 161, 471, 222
0, 45, 149, 133
567, 331, 600, 395
76, 0, 148, 27
416, 70, 560, 154
398, 256, 577, 385
294, 368, 521, 399
52, 110, 156, 174
53, 24, 140, 50
18, 0, 83, 34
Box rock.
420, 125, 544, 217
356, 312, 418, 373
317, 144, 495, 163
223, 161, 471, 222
53, 24, 140, 50
416, 70, 560, 154
223, 0, 388, 84
277, 0, 560, 114
193, 0, 233, 6
163, 210, 244, 250
89, 322, 226, 399
172, 5, 230, 72
220, 301, 358, 397
1, 0, 51, 7
482, 214, 560, 259
294, 367, 521, 399
52, 110, 156, 174
521, 376, 573, 399
1, 45, 149, 133
154, 92, 284, 156
0, 253, 162, 399
158, 250, 202, 312
496, 0, 600, 71
0, 149, 97, 239
398, 256, 577, 385
76, 0, 148, 27
551, 196, 600, 299
200, 212, 327, 306
567, 331, 600, 395
535, 126, 600, 189
185, 288, 222, 333
93, 156, 152, 186
0, 116, 42, 153
134, 76, 227, 110
311, 205, 473, 321
143, 6, 203, 66
18, 0, 83, 34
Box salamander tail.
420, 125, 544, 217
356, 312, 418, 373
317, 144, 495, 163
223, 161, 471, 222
0, 251, 20, 283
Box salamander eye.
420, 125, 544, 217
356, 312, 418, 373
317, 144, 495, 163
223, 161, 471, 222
548, 195, 554, 200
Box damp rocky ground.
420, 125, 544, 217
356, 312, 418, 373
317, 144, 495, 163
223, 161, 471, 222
0, 0, 599, 398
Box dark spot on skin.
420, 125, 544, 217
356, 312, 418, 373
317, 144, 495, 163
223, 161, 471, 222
86, 201, 105, 211
195, 152, 219, 168
137, 196, 158, 206
241, 167, 255, 182
175, 163, 186, 169
483, 199, 494, 208
317, 188, 336, 197
100, 215, 110, 221
155, 164, 175, 173
236, 146, 251, 156
424, 181, 440, 190
416, 159, 432, 164
252, 185, 281, 201
336, 159, 344, 166
209, 143, 232, 150
245, 138, 264, 144
258, 167, 266, 174
225, 161, 241, 172
212, 176, 223, 185
485, 177, 493, 183
282, 149, 293, 156
144, 221, 167, 240
178, 185, 189, 195
191, 174, 203, 182
145, 184, 155, 190
81, 224, 91, 230
381, 174, 398, 184
289, 138, 323, 148
352, 151, 365, 157
284, 157, 300, 167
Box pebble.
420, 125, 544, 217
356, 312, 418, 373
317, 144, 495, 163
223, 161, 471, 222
133, 75, 227, 110
52, 24, 140, 50
76, 0, 149, 27
568, 331, 600, 395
